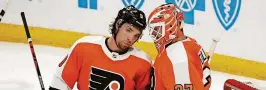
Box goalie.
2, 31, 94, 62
148, 3, 212, 90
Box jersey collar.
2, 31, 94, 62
101, 37, 134, 61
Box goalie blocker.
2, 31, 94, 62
224, 79, 258, 90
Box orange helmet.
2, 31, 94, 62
148, 3, 185, 53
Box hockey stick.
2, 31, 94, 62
207, 38, 220, 63
0, 0, 9, 22
208, 36, 259, 90
21, 12, 46, 90
201, 38, 219, 87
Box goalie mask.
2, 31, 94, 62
148, 3, 185, 53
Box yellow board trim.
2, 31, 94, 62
1, 23, 265, 80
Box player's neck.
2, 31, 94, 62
106, 36, 127, 54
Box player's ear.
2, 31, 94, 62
116, 19, 123, 30
138, 33, 143, 40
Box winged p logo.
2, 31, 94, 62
122, 0, 144, 9
212, 0, 241, 31
89, 66, 125, 90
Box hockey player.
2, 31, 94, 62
49, 5, 152, 90
148, 4, 211, 90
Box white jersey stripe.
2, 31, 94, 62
166, 41, 191, 84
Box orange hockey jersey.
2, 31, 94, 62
50, 36, 152, 90
150, 37, 211, 90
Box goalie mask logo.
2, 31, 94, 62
212, 0, 241, 30
122, 0, 144, 9
89, 66, 125, 90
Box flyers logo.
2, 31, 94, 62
89, 66, 125, 90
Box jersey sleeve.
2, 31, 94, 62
135, 62, 152, 90
130, 48, 153, 90
198, 46, 212, 90
49, 43, 84, 89
187, 38, 212, 90
202, 50, 212, 90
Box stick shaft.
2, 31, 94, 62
21, 12, 45, 90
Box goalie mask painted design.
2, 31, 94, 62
148, 3, 185, 53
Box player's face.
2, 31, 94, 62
116, 23, 141, 50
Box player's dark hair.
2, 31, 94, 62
109, 5, 147, 36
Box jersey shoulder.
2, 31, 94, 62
70, 35, 105, 48
182, 37, 202, 51
65, 35, 106, 56
130, 46, 152, 64
165, 41, 188, 64
183, 37, 201, 47
75, 35, 105, 45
